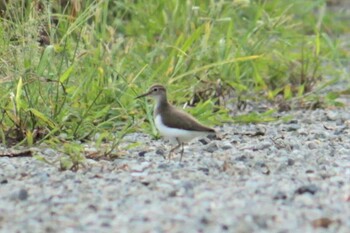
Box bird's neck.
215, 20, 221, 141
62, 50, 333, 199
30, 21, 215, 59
154, 94, 170, 116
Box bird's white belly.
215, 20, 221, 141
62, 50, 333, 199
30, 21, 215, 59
154, 115, 206, 143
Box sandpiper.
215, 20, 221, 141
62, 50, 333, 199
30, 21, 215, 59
136, 84, 216, 161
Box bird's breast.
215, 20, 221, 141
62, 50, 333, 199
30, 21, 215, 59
154, 114, 207, 143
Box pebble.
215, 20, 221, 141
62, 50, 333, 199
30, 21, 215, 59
18, 189, 29, 201
42, 148, 58, 157
287, 158, 295, 166
138, 151, 147, 157
204, 142, 218, 153
220, 142, 232, 150
307, 141, 319, 150
294, 184, 319, 195
326, 111, 338, 121
129, 162, 150, 172
285, 124, 301, 131
155, 149, 165, 156
235, 155, 247, 162
273, 191, 287, 200
1, 179, 8, 184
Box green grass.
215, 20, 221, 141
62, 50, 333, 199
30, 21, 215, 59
0, 0, 348, 163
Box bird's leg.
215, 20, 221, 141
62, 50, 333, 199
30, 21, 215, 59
168, 138, 181, 160
179, 142, 185, 162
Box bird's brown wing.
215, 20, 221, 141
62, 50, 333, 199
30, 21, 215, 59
161, 106, 215, 132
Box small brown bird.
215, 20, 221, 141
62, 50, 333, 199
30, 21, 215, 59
136, 84, 216, 161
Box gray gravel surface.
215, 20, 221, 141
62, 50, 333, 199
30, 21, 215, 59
1, 108, 350, 233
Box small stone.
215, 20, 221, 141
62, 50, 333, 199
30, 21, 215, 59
198, 167, 209, 175
18, 189, 29, 201
231, 137, 240, 145
236, 219, 254, 232
138, 151, 147, 157
286, 124, 300, 131
199, 138, 209, 145
307, 142, 318, 150
287, 158, 295, 166
88, 204, 98, 211
200, 216, 210, 225
207, 134, 217, 140
0, 179, 8, 184
252, 215, 268, 229
326, 111, 337, 121
335, 119, 343, 126
144, 199, 151, 204
253, 142, 272, 151
43, 148, 58, 157
302, 118, 312, 124
261, 167, 270, 175
297, 128, 308, 135
35, 172, 50, 183
101, 222, 111, 228
314, 132, 327, 139
204, 142, 218, 153
221, 142, 232, 150
311, 218, 337, 229
169, 190, 177, 197
58, 133, 68, 140
290, 142, 301, 150
255, 125, 266, 135
255, 162, 270, 175
334, 127, 346, 135
222, 225, 229, 230
158, 163, 170, 169
222, 145, 232, 150
235, 155, 247, 162
141, 181, 150, 186
156, 149, 165, 156
130, 162, 150, 172
45, 226, 55, 233
273, 191, 287, 200
64, 171, 76, 179
295, 184, 319, 195
182, 181, 194, 192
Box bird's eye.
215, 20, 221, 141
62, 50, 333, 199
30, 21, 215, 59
153, 88, 158, 92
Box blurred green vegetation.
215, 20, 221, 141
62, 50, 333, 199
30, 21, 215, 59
0, 0, 348, 150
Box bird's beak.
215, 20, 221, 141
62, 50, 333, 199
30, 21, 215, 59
135, 91, 151, 99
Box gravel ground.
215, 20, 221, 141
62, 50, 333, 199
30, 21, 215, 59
0, 107, 350, 233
